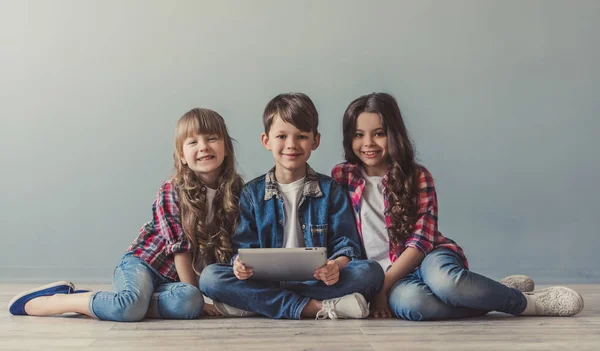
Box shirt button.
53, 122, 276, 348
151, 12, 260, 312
278, 219, 282, 224
201, 186, 206, 192
301, 224, 306, 230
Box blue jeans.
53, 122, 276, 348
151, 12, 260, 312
89, 253, 204, 322
388, 249, 528, 321
200, 259, 384, 319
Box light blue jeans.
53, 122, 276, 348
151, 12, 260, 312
200, 259, 384, 319
389, 249, 528, 321
89, 253, 203, 322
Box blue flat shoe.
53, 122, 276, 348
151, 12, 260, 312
72, 289, 91, 294
8, 281, 75, 315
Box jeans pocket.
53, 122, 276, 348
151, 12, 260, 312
310, 224, 328, 247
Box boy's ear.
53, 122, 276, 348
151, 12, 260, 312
312, 132, 321, 150
261, 133, 271, 150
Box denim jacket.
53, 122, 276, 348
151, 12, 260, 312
232, 165, 362, 261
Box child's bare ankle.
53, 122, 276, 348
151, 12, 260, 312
300, 299, 322, 318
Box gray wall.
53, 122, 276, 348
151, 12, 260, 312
1, 0, 598, 283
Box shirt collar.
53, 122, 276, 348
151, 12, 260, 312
347, 162, 389, 187
264, 164, 323, 200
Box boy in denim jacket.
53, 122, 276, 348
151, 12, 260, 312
200, 93, 384, 319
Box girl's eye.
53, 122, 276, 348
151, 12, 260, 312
354, 133, 363, 138
375, 132, 386, 137
188, 140, 197, 145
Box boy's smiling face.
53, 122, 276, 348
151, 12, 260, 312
261, 115, 320, 183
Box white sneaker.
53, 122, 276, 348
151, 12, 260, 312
315, 292, 369, 320
213, 302, 258, 317
521, 286, 584, 316
500, 275, 535, 292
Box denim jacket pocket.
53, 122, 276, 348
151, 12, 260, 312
310, 224, 328, 247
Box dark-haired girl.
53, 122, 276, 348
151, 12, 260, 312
332, 93, 583, 320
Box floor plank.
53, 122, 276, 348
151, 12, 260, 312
2, 283, 598, 350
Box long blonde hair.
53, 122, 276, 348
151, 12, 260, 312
173, 108, 243, 274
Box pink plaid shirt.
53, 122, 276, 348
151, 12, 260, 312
127, 180, 191, 281
331, 162, 468, 268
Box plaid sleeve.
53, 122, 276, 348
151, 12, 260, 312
330, 163, 345, 185
154, 182, 191, 255
404, 168, 438, 255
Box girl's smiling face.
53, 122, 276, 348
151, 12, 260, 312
181, 133, 226, 187
352, 112, 389, 176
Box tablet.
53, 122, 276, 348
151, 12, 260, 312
237, 247, 327, 281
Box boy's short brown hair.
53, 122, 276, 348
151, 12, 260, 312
262, 93, 319, 135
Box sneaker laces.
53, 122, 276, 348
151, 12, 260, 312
315, 298, 338, 320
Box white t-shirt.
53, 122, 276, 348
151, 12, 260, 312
360, 171, 392, 270
205, 186, 217, 224
278, 177, 306, 248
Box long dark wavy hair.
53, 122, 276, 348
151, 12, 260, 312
173, 108, 244, 274
342, 93, 421, 248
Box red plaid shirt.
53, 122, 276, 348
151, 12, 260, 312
127, 180, 191, 281
331, 162, 468, 268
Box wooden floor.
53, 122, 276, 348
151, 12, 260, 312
1, 283, 598, 350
